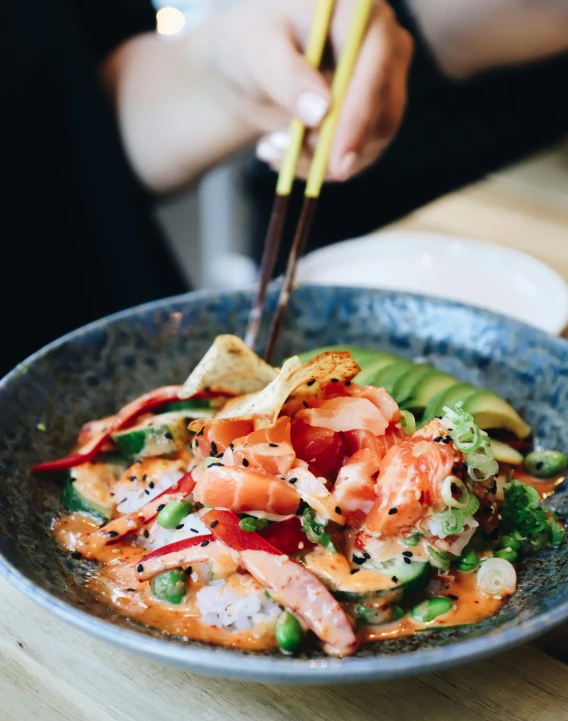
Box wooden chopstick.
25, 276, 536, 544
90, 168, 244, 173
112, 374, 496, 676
263, 0, 375, 364
244, 0, 336, 351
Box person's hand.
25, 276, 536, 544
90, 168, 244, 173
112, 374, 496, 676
199, 0, 413, 182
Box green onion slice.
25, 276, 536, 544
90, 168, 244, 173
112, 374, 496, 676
441, 475, 470, 509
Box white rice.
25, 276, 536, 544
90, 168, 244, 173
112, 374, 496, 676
138, 512, 209, 550
197, 579, 281, 632
116, 468, 185, 514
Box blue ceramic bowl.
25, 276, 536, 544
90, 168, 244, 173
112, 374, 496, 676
1, 286, 567, 684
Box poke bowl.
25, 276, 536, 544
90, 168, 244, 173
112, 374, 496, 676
0, 285, 567, 685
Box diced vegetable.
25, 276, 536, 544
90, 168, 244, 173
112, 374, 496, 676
61, 471, 113, 523
151, 568, 187, 604
157, 500, 192, 529
457, 549, 479, 572
410, 597, 452, 623
275, 611, 304, 654
524, 450, 568, 479
500, 479, 564, 549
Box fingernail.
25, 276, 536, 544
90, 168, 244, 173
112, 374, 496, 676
296, 92, 329, 127
256, 140, 284, 164
337, 151, 358, 180
265, 131, 290, 151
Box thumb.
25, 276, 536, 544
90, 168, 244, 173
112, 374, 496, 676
251, 28, 331, 127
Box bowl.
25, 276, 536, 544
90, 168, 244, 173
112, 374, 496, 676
1, 285, 568, 685
297, 231, 568, 335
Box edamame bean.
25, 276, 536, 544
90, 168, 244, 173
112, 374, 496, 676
495, 547, 518, 563
157, 500, 191, 529
524, 450, 568, 479
498, 534, 522, 552
275, 611, 304, 654
151, 568, 187, 604
410, 597, 452, 623
457, 549, 479, 572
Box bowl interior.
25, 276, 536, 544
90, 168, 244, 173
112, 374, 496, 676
1, 285, 567, 682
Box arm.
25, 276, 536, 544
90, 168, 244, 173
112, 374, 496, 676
408, 0, 568, 79
102, 0, 413, 194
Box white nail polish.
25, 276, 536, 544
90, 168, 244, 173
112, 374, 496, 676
296, 92, 329, 127
265, 131, 290, 151
256, 141, 283, 163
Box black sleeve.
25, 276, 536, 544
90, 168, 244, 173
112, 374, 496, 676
67, 0, 156, 62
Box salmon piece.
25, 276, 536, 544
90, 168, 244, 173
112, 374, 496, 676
241, 549, 358, 657
194, 465, 301, 515
296, 396, 390, 436
222, 417, 295, 476
342, 428, 404, 466
322, 382, 400, 422
193, 420, 254, 461
332, 449, 380, 527
364, 421, 462, 537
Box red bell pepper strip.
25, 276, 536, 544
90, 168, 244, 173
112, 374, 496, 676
93, 472, 196, 544
202, 509, 357, 656
135, 534, 217, 581
259, 516, 316, 556
32, 385, 184, 473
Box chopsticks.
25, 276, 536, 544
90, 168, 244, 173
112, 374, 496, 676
244, 0, 375, 363
244, 0, 335, 352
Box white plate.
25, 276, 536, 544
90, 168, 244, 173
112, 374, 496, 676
297, 230, 568, 335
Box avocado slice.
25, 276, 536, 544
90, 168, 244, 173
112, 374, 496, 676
355, 353, 399, 385
489, 439, 524, 465
369, 359, 414, 395
391, 364, 434, 405
462, 390, 531, 439
423, 382, 477, 423
402, 370, 456, 412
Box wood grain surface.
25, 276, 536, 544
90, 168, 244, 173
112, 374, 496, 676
2, 157, 568, 720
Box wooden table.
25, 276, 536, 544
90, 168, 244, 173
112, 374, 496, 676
3, 160, 568, 720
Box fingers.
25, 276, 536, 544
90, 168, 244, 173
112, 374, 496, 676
327, 2, 414, 179
248, 20, 331, 128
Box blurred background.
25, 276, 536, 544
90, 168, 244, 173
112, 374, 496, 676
152, 0, 568, 293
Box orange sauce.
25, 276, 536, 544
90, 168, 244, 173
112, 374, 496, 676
512, 470, 565, 500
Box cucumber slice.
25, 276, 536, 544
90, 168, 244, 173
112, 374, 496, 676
422, 382, 477, 424
462, 390, 531, 439
61, 465, 115, 522
401, 370, 456, 413
112, 411, 191, 458
369, 359, 414, 395
335, 560, 430, 602
391, 364, 433, 405
159, 399, 215, 414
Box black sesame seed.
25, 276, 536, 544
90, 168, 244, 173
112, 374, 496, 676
289, 477, 297, 485
197, 427, 204, 436
142, 474, 147, 481
210, 441, 218, 456
307, 379, 316, 387
402, 551, 413, 557
434, 437, 443, 443
216, 452, 224, 458
144, 489, 150, 495
207, 462, 224, 468
110, 492, 115, 497
352, 555, 366, 565
71, 551, 82, 559
269, 443, 278, 448
149, 481, 155, 489
210, 520, 219, 528
107, 531, 119, 538
176, 524, 185, 530
129, 475, 137, 482
303, 401, 309, 408
363, 552, 371, 560
157, 504, 166, 512
335, 506, 342, 515
242, 458, 249, 467
388, 507, 398, 515
536, 461, 544, 471
448, 594, 459, 601
345, 381, 351, 386
350, 568, 360, 575
229, 444, 234, 451
200, 540, 210, 547
185, 566, 193, 576
143, 530, 150, 539
190, 528, 199, 533
442, 436, 452, 444
403, 556, 411, 565
120, 498, 127, 504
436, 416, 443, 420
391, 576, 398, 583
164, 432, 174, 440
126, 588, 136, 592
136, 564, 144, 573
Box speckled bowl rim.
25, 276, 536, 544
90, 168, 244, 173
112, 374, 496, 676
2, 286, 568, 685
